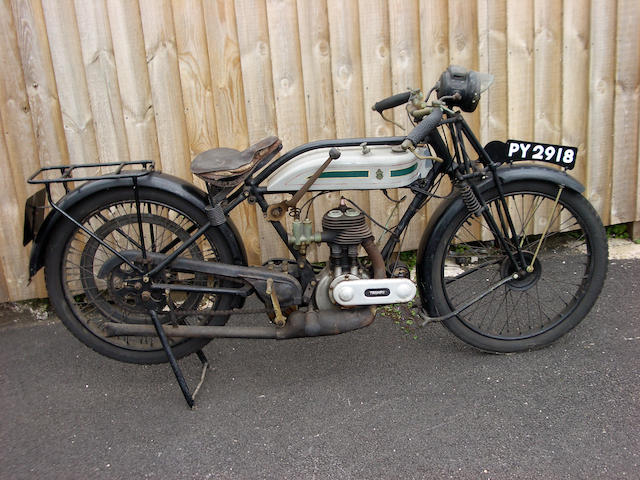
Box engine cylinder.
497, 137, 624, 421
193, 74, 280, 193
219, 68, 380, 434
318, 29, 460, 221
321, 208, 372, 245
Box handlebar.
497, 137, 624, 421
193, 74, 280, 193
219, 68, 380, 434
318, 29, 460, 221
405, 107, 443, 147
372, 92, 411, 114
371, 91, 443, 149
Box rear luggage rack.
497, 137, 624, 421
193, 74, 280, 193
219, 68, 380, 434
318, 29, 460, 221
28, 160, 154, 189
24, 160, 155, 247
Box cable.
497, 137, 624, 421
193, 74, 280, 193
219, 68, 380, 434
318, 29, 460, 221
342, 198, 398, 238
300, 190, 329, 220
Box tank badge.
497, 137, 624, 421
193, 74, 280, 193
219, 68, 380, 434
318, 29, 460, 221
376, 169, 383, 180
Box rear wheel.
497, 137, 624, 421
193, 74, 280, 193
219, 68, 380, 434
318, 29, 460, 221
45, 188, 237, 364
425, 180, 608, 352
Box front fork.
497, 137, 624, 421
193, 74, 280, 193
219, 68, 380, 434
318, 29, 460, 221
456, 167, 528, 274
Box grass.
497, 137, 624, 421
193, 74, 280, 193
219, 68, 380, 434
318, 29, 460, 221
605, 223, 640, 244
379, 297, 422, 340
606, 223, 630, 240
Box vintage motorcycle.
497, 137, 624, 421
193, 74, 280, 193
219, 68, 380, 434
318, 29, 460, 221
24, 66, 608, 406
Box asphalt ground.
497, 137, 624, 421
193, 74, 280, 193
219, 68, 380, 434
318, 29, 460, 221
1, 259, 639, 479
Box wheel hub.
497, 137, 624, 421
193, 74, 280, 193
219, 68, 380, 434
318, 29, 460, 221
500, 251, 542, 291
106, 262, 166, 313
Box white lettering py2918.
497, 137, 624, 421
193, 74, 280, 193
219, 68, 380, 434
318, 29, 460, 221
505, 140, 577, 170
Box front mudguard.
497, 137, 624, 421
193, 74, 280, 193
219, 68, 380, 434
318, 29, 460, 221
27, 171, 247, 279
416, 164, 585, 315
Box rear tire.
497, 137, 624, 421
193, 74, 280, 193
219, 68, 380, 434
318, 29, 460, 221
45, 187, 237, 364
422, 180, 608, 353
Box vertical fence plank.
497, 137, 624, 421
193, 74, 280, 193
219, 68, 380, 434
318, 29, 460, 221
42, 0, 99, 168
389, 0, 423, 250
266, 0, 317, 260
506, 0, 534, 237
233, 0, 282, 263
587, 0, 615, 224
562, 0, 590, 186
389, 0, 420, 133
327, 0, 369, 224
327, 0, 365, 139
172, 0, 218, 157
611, 0, 640, 225
11, 0, 69, 169
0, 0, 46, 299
533, 0, 562, 145
205, 0, 262, 265
360, 0, 392, 138
507, 0, 534, 141
139, 0, 190, 180
297, 0, 337, 261
0, 262, 9, 303
359, 0, 395, 245
297, 0, 335, 142
106, 0, 160, 165
74, 0, 130, 165
266, 0, 308, 148
233, 0, 276, 144
418, 0, 450, 228
448, 0, 479, 132
478, 0, 507, 144
532, 0, 562, 229
0, 113, 32, 299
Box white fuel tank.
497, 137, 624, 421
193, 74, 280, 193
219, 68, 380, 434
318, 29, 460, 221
266, 144, 433, 192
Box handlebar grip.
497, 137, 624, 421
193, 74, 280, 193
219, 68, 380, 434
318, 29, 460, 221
406, 108, 443, 146
372, 92, 411, 113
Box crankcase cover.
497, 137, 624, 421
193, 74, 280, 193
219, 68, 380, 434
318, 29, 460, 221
331, 277, 417, 307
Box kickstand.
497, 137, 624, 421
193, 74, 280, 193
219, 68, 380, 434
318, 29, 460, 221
148, 310, 209, 409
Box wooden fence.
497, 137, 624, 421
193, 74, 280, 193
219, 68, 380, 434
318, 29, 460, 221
0, 0, 638, 302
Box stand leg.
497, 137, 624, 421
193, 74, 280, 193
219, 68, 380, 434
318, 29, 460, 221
149, 310, 195, 408
192, 350, 209, 400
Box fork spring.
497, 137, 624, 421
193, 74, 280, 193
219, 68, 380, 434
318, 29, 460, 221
456, 181, 483, 217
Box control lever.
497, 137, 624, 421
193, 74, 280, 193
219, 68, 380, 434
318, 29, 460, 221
266, 148, 341, 222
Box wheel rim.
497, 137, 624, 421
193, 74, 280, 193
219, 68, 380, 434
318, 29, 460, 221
61, 200, 222, 351
441, 189, 594, 341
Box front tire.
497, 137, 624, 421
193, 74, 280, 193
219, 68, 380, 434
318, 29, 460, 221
44, 187, 237, 364
422, 180, 608, 353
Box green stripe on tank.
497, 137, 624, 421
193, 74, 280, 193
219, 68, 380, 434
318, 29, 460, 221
318, 170, 369, 178
390, 163, 418, 177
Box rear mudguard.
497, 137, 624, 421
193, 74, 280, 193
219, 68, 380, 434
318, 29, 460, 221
27, 171, 247, 279
416, 164, 585, 315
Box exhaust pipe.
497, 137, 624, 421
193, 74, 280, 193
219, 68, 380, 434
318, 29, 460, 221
103, 307, 375, 340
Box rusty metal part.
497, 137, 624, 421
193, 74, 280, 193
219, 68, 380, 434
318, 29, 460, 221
266, 278, 286, 326
275, 307, 376, 338
104, 323, 279, 339
103, 306, 376, 339
266, 147, 341, 221
361, 237, 386, 279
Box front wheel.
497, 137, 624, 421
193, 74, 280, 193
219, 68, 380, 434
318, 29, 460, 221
422, 180, 608, 353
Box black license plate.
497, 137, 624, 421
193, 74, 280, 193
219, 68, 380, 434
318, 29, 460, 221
506, 140, 577, 170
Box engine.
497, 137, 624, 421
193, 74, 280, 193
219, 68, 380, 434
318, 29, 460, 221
286, 202, 415, 309
314, 206, 415, 309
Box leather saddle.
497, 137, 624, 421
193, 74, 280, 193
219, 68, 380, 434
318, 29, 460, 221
191, 136, 282, 187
